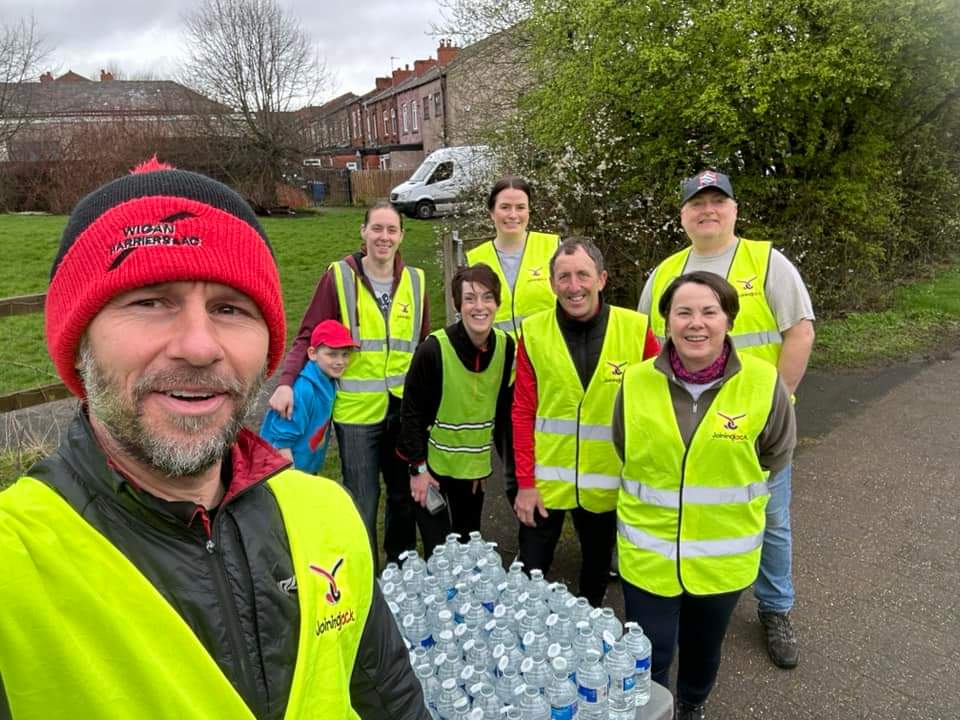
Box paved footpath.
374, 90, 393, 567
706, 350, 960, 719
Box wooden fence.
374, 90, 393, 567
350, 169, 412, 206
0, 293, 71, 413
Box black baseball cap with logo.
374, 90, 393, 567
680, 170, 735, 205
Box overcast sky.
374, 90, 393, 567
11, 0, 448, 105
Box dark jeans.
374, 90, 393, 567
413, 476, 486, 558
622, 580, 742, 706
517, 506, 616, 608
334, 399, 414, 565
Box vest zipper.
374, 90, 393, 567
205, 519, 262, 715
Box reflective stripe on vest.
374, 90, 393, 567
649, 239, 782, 366
616, 354, 777, 596
426, 327, 506, 479
0, 471, 373, 719
332, 260, 424, 424
523, 306, 649, 513
466, 232, 559, 340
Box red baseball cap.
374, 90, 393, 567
310, 320, 359, 349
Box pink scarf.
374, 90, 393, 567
668, 339, 731, 384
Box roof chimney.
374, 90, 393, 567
39, 71, 54, 85
100, 69, 114, 82
375, 76, 392, 91
438, 40, 461, 66
414, 58, 436, 76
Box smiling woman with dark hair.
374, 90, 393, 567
466, 176, 560, 340
613, 271, 797, 720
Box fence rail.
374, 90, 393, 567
0, 292, 69, 412
0, 293, 45, 318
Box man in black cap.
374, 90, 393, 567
638, 169, 815, 671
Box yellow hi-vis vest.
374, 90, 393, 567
332, 259, 425, 424
0, 471, 374, 720
649, 239, 782, 367
617, 354, 777, 596
466, 232, 560, 339
427, 327, 506, 480
523, 306, 649, 513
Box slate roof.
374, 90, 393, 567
1, 77, 229, 118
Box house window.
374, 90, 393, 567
434, 92, 442, 117
383, 111, 389, 137
391, 108, 397, 135
402, 103, 409, 133
412, 100, 419, 131
422, 96, 430, 120
367, 113, 374, 140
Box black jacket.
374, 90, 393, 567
0, 411, 427, 720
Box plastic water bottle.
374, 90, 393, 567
572, 622, 603, 666
576, 650, 608, 719
436, 677, 466, 720
495, 660, 524, 705
415, 662, 441, 718
518, 683, 551, 720
403, 611, 434, 649
520, 654, 552, 693
605, 640, 636, 719
527, 569, 550, 602
470, 681, 502, 718
546, 657, 578, 720
522, 629, 549, 659
623, 621, 652, 707
595, 608, 623, 652
450, 694, 472, 720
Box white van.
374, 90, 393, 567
390, 145, 494, 219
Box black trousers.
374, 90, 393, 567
516, 507, 616, 608
412, 476, 486, 558
621, 580, 742, 706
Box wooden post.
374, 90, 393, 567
442, 231, 456, 324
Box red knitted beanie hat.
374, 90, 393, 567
46, 158, 286, 397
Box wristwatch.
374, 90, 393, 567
408, 462, 427, 476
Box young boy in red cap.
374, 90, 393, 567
260, 319, 358, 473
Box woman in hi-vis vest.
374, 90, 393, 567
465, 177, 560, 340
612, 272, 796, 720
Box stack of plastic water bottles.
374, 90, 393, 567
380, 531, 653, 720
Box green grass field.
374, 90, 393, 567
0, 209, 447, 394
811, 261, 960, 368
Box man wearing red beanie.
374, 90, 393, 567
0, 159, 428, 720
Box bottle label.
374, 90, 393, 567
420, 636, 435, 648
550, 703, 577, 720
577, 685, 608, 704
636, 656, 651, 672
482, 601, 495, 613
622, 675, 636, 692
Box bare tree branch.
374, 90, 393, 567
178, 0, 328, 208
0, 15, 49, 149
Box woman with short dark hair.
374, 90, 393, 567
613, 271, 796, 720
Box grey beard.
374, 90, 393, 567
78, 344, 264, 479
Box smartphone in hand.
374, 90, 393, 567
425, 484, 446, 515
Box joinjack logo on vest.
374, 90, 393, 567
397, 302, 411, 317
309, 557, 344, 605
604, 360, 628, 382
108, 212, 202, 271
528, 266, 545, 279
713, 411, 748, 441
310, 558, 358, 636
734, 276, 762, 297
